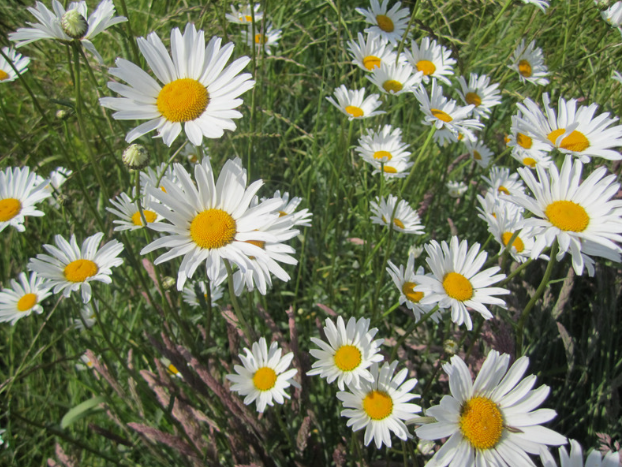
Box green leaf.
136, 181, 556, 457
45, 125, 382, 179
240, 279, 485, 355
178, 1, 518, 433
60, 396, 106, 429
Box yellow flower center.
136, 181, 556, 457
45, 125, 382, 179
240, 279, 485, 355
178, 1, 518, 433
442, 272, 473, 301
502, 232, 525, 253
278, 210, 288, 217
383, 79, 403, 93
373, 150, 392, 161
363, 390, 393, 420
17, 293, 38, 312
523, 157, 537, 168
243, 15, 253, 22
465, 92, 482, 107
498, 185, 510, 195
0, 198, 22, 222
431, 108, 453, 123
64, 259, 99, 283
254, 33, 267, 44
545, 200, 589, 232
383, 166, 398, 174
345, 105, 364, 118
253, 367, 277, 391
246, 240, 265, 249
516, 133, 532, 149
518, 59, 532, 78
460, 397, 504, 450
156, 78, 209, 123
131, 210, 158, 226
402, 282, 423, 303
393, 218, 405, 229
473, 150, 482, 160
0, 70, 9, 81
547, 129, 590, 152
333, 344, 362, 371
167, 364, 180, 376
363, 55, 381, 70
416, 60, 436, 76
376, 14, 395, 32
190, 209, 237, 249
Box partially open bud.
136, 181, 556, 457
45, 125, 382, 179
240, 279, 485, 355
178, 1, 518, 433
56, 109, 70, 120
61, 9, 88, 39
162, 276, 176, 290
122, 144, 149, 170
443, 339, 459, 355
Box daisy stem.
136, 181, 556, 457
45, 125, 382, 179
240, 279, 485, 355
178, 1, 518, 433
471, 0, 513, 59
116, 0, 142, 64
390, 305, 440, 361
224, 260, 255, 344
498, 258, 533, 287
371, 224, 393, 324
400, 126, 436, 196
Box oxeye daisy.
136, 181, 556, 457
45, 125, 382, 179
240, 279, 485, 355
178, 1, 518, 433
161, 358, 184, 379
182, 277, 225, 309
602, 1, 622, 33
100, 23, 255, 147
347, 32, 399, 72
477, 192, 524, 225
225, 3, 263, 24
506, 113, 553, 169
139, 157, 282, 290
355, 124, 413, 175
76, 352, 95, 371
541, 439, 622, 467
485, 206, 539, 263
0, 272, 52, 325
28, 232, 124, 303
41, 167, 72, 207
355, 0, 411, 46
140, 163, 177, 196
9, 0, 127, 64
326, 85, 385, 120
413, 236, 509, 330
509, 39, 550, 86
404, 37, 456, 85
464, 139, 493, 168
456, 73, 502, 120
106, 189, 161, 231
387, 252, 443, 322
0, 47, 30, 83
226, 337, 298, 413
0, 167, 51, 233
307, 316, 384, 390
414, 350, 567, 466
241, 23, 282, 55
370, 195, 425, 235
74, 301, 97, 330
482, 166, 525, 198
509, 155, 622, 276
337, 361, 421, 449
264, 190, 313, 228
446, 181, 468, 198
522, 0, 550, 12
367, 61, 422, 95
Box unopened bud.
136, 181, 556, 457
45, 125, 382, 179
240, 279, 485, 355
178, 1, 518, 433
408, 245, 424, 259
443, 339, 458, 355
56, 109, 70, 120
122, 144, 149, 170
61, 9, 88, 39
162, 276, 176, 290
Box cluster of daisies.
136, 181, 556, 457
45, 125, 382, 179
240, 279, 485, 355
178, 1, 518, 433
226, 3, 282, 55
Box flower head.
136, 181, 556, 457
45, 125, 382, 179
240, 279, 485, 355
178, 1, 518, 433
0, 47, 30, 83
347, 32, 399, 72
225, 3, 263, 24
355, 0, 411, 45
370, 195, 425, 235
404, 37, 456, 85
326, 85, 385, 119
241, 23, 282, 55
508, 39, 549, 86
456, 73, 502, 120
0, 272, 52, 325
0, 167, 51, 233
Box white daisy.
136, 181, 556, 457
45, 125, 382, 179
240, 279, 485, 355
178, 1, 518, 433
581, 239, 622, 277
446, 181, 468, 198
0, 272, 52, 325
508, 39, 550, 86
482, 166, 526, 198
367, 60, 422, 95
506, 113, 553, 169
404, 37, 456, 85
76, 352, 95, 371
74, 301, 97, 330
355, 0, 411, 46
347, 32, 399, 72
181, 143, 207, 164
456, 73, 502, 120
42, 167, 72, 207
0, 166, 51, 233
386, 252, 443, 322
9, 0, 127, 64
100, 23, 255, 147
28, 232, 124, 303
522, 0, 550, 12
140, 162, 177, 197
226, 337, 298, 413
139, 157, 282, 290
485, 205, 539, 263
161, 358, 184, 379
182, 276, 225, 308
541, 439, 622, 467
241, 23, 282, 55
225, 3, 263, 24
370, 195, 425, 235
413, 236, 509, 330
0, 47, 30, 83
326, 85, 385, 120
602, 1, 622, 33
415, 350, 567, 466
477, 191, 524, 225
106, 189, 162, 231
337, 361, 421, 449
355, 124, 413, 177
307, 316, 384, 390
464, 139, 493, 168
264, 190, 312, 228
510, 155, 622, 276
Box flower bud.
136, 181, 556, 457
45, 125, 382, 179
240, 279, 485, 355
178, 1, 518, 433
122, 144, 149, 170
162, 276, 176, 290
61, 9, 88, 39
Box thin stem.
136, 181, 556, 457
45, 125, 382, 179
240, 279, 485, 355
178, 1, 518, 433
224, 260, 255, 343
400, 126, 436, 196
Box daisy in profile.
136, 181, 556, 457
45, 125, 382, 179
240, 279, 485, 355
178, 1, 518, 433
0, 272, 52, 325
510, 155, 622, 276
241, 23, 282, 55
482, 166, 525, 198
140, 157, 282, 290
477, 192, 524, 224
464, 139, 493, 168
140, 163, 177, 196
161, 358, 184, 379
542, 439, 622, 467
265, 190, 312, 228
415, 350, 567, 465
355, 124, 413, 174
308, 316, 384, 390
484, 206, 538, 263
370, 195, 425, 235
337, 361, 421, 449
446, 181, 468, 198
602, 1, 622, 33
226, 337, 298, 413
387, 252, 443, 322
41, 167, 72, 207
347, 32, 398, 72
182, 143, 207, 164
75, 352, 95, 371
225, 3, 263, 24
456, 73, 502, 120
74, 301, 97, 330
508, 39, 550, 86
355, 0, 411, 45
522, 0, 550, 12
413, 236, 509, 330
0, 47, 30, 83
9, 0, 127, 64
404, 37, 456, 85
506, 114, 553, 169
182, 277, 225, 308
106, 189, 161, 231
326, 85, 385, 120
367, 61, 422, 95
28, 232, 124, 303
0, 166, 50, 233
100, 23, 255, 146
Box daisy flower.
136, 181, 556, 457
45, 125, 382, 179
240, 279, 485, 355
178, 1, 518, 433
106, 189, 161, 231
355, 124, 413, 174
464, 139, 493, 168
337, 361, 421, 449
446, 181, 468, 198
42, 167, 72, 207
415, 350, 567, 465
225, 3, 263, 24
241, 23, 282, 55
74, 301, 97, 330
182, 277, 225, 308
508, 39, 550, 86
307, 316, 384, 390
0, 47, 30, 83
370, 195, 425, 235
506, 114, 553, 169
602, 1, 622, 33
100, 23, 255, 147
355, 0, 411, 46
76, 352, 95, 371
510, 155, 622, 276
386, 252, 443, 322
522, 0, 550, 12
326, 85, 385, 120
181, 143, 206, 164
485, 206, 539, 263
404, 37, 456, 85
0, 166, 51, 233
0, 272, 52, 325
226, 337, 298, 413
541, 439, 622, 467
161, 358, 184, 379
265, 190, 312, 228
140, 162, 177, 196
456, 73, 502, 120
9, 0, 127, 64
28, 232, 124, 303
413, 236, 509, 330
347, 32, 399, 72
140, 157, 282, 290
373, 158, 414, 179
482, 166, 525, 198
367, 61, 422, 95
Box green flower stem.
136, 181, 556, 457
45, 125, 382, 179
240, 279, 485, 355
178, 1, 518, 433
471, 0, 513, 59
400, 126, 436, 196
389, 305, 439, 361
116, 0, 141, 64
498, 258, 533, 287
224, 260, 255, 344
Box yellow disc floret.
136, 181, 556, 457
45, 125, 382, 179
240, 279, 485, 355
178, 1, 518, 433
0, 198, 22, 222
502, 232, 525, 253
518, 60, 532, 78
363, 56, 381, 70
376, 14, 394, 32
547, 129, 590, 153
516, 133, 533, 149
465, 92, 482, 107
17, 293, 37, 312
402, 282, 423, 303
431, 108, 453, 123
383, 166, 398, 174
131, 210, 158, 226
64, 259, 99, 283
383, 80, 403, 93
459, 397, 504, 450
545, 200, 589, 232
473, 150, 482, 161
373, 150, 392, 161
442, 272, 473, 301
0, 70, 9, 81
157, 78, 209, 123
416, 60, 436, 76
498, 186, 510, 195
363, 390, 394, 420
190, 209, 237, 249
393, 218, 405, 229
523, 157, 537, 168
345, 105, 364, 118
253, 367, 277, 391
334, 345, 362, 371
